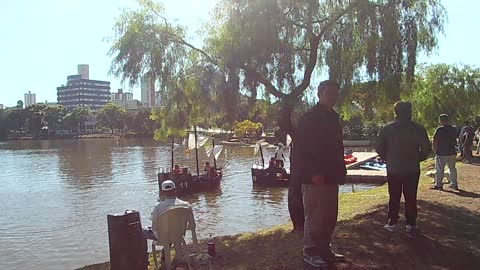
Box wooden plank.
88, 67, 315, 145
346, 169, 387, 184
346, 152, 379, 170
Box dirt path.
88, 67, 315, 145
313, 156, 480, 270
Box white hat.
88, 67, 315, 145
161, 180, 176, 191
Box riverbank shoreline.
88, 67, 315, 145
3, 133, 154, 141
77, 157, 480, 269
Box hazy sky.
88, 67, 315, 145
0, 0, 478, 107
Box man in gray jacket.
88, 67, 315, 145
376, 101, 431, 233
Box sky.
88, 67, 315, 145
0, 0, 478, 107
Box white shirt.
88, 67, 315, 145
275, 146, 285, 160
150, 197, 191, 238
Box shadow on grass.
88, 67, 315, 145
77, 200, 480, 270
214, 200, 480, 270
441, 189, 480, 198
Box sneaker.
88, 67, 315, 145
324, 252, 346, 263
383, 223, 399, 232
303, 255, 327, 268
449, 185, 459, 190
405, 225, 419, 233
430, 186, 443, 190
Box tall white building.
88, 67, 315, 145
78, 64, 89, 79
24, 91, 36, 107
140, 75, 155, 107
0, 104, 4, 109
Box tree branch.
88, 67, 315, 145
291, 1, 360, 98
243, 65, 286, 99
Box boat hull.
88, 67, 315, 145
158, 171, 222, 195
251, 168, 290, 187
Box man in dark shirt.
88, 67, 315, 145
376, 101, 431, 233
295, 80, 346, 268
432, 114, 458, 190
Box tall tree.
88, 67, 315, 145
25, 104, 46, 137
71, 106, 93, 133
97, 103, 128, 134
43, 105, 67, 135
410, 64, 480, 132
108, 0, 188, 105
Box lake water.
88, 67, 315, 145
0, 138, 377, 270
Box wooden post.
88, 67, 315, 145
212, 136, 217, 169
194, 126, 200, 177
171, 136, 174, 171
259, 143, 265, 168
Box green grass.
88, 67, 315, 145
79, 158, 480, 269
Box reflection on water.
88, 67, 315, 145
0, 139, 379, 270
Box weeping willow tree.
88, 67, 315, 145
409, 64, 480, 132
108, 0, 446, 139
204, 0, 446, 122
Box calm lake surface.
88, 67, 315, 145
0, 138, 376, 270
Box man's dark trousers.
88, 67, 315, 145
387, 172, 420, 226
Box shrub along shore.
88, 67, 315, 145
78, 158, 480, 270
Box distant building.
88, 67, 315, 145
0, 104, 3, 109
111, 88, 139, 110
24, 91, 36, 107
57, 65, 110, 112
78, 64, 89, 79
141, 75, 155, 107
38, 100, 58, 106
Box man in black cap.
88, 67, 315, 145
376, 101, 431, 233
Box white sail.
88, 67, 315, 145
286, 134, 292, 146
170, 143, 180, 152
205, 145, 213, 157
213, 145, 224, 160
188, 132, 210, 150
254, 139, 265, 156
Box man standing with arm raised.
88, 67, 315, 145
296, 80, 346, 268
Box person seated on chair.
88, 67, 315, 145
143, 180, 192, 241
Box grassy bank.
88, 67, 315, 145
78, 158, 480, 270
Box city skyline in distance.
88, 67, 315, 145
1, 0, 479, 107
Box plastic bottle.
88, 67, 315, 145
207, 234, 216, 257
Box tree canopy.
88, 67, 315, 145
410, 64, 480, 132
108, 0, 447, 137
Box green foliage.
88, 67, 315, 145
109, 0, 446, 135
71, 106, 93, 133
25, 104, 47, 137
96, 103, 127, 133
409, 64, 480, 132
125, 107, 157, 134
0, 109, 9, 139
108, 0, 188, 94
233, 119, 262, 138
43, 105, 67, 133
16, 100, 23, 109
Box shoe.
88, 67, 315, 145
303, 255, 327, 268
430, 186, 443, 190
405, 225, 419, 233
324, 252, 346, 263
449, 185, 459, 190
383, 223, 399, 232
